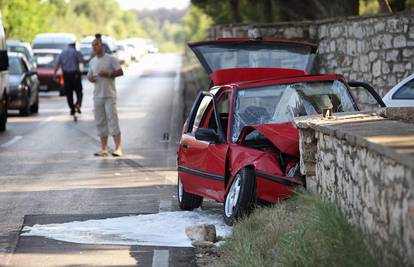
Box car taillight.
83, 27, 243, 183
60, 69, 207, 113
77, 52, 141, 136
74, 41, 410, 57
59, 75, 64, 86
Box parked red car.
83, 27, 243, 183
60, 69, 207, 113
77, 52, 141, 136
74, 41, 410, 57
33, 49, 65, 96
177, 38, 384, 225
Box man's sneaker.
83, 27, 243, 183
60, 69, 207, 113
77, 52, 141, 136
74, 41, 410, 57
112, 148, 123, 157
94, 150, 109, 157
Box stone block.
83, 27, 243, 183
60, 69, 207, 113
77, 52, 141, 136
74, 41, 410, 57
360, 55, 370, 72
393, 35, 407, 48
402, 48, 414, 58
374, 21, 385, 33
368, 51, 378, 62
393, 63, 405, 73
330, 25, 344, 38
372, 60, 382, 77
347, 39, 357, 56
382, 62, 390, 74
185, 224, 217, 242
386, 18, 404, 33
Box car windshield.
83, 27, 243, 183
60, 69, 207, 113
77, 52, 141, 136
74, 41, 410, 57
9, 57, 23, 75
8, 46, 30, 60
35, 53, 58, 67
33, 43, 67, 50
232, 80, 357, 142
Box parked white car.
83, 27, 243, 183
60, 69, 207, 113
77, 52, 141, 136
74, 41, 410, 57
383, 73, 414, 107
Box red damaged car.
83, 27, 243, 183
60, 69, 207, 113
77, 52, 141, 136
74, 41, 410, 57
177, 38, 384, 225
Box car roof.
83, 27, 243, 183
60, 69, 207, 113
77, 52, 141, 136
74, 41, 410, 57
32, 33, 76, 43
7, 40, 30, 46
213, 74, 346, 91
33, 48, 62, 54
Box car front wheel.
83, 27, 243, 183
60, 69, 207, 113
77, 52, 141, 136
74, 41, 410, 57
223, 167, 256, 226
177, 176, 203, 210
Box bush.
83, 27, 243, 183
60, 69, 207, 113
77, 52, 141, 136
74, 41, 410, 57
220, 190, 383, 267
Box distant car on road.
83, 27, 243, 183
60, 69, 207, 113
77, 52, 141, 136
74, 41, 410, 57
7, 40, 37, 71
7, 52, 39, 115
177, 38, 385, 225
382, 73, 414, 107
32, 33, 77, 51
33, 49, 64, 96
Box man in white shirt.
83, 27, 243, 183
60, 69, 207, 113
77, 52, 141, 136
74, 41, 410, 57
87, 37, 124, 157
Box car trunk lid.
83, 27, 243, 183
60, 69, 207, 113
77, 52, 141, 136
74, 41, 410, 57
188, 38, 317, 85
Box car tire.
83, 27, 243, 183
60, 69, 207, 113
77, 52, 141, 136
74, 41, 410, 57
177, 176, 203, 210
30, 91, 39, 113
59, 88, 65, 96
0, 94, 7, 132
223, 167, 256, 226
19, 91, 30, 116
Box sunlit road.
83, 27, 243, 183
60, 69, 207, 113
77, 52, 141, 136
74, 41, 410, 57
0, 53, 193, 266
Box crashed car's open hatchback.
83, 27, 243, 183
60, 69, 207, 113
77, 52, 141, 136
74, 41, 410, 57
177, 38, 384, 225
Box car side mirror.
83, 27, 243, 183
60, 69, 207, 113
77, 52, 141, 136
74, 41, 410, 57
195, 128, 219, 143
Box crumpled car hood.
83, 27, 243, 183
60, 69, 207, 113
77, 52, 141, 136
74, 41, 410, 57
239, 122, 299, 157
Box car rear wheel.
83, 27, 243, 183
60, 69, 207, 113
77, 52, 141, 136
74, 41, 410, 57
59, 88, 65, 96
0, 94, 7, 132
223, 167, 256, 226
177, 176, 203, 210
19, 91, 30, 116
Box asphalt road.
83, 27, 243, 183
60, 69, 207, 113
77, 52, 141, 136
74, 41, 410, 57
0, 53, 192, 266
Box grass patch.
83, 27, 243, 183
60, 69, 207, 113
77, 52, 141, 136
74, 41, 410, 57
220, 190, 384, 267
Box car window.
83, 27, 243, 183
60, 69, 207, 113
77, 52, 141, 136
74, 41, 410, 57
8, 45, 30, 60
232, 80, 357, 142
9, 57, 24, 75
393, 79, 414, 99
191, 95, 212, 134
35, 53, 58, 67
207, 92, 230, 135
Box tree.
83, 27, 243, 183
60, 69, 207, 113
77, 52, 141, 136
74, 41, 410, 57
0, 0, 53, 41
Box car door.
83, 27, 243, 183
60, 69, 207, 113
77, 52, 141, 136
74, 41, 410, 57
178, 90, 229, 202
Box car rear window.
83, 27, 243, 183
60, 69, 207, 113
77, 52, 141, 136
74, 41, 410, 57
232, 80, 357, 142
35, 53, 58, 67
192, 42, 315, 74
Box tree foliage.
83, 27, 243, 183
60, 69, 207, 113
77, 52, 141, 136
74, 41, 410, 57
192, 0, 414, 24
0, 0, 147, 42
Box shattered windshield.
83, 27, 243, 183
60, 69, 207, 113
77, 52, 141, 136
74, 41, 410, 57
232, 80, 357, 142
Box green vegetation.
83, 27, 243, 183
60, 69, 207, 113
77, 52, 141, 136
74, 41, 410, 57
220, 190, 396, 267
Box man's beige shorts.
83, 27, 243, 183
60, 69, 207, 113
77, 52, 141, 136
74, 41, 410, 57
94, 98, 120, 137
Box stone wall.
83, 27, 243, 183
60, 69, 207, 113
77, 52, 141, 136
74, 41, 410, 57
294, 111, 414, 265
210, 13, 414, 104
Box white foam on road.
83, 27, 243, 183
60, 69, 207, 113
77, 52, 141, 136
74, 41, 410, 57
0, 136, 23, 148
21, 210, 232, 247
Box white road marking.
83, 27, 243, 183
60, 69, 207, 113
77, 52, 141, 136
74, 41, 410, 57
0, 136, 23, 148
39, 116, 56, 125
152, 250, 169, 267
